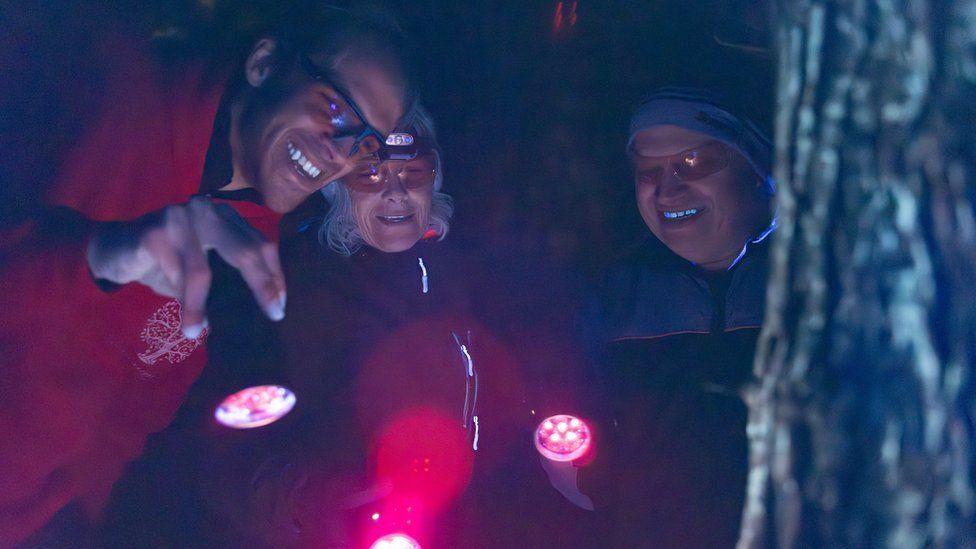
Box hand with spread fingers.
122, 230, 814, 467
86, 196, 287, 337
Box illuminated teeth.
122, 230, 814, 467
287, 141, 322, 178
378, 214, 412, 223
663, 208, 699, 219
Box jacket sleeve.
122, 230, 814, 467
0, 209, 118, 545
0, 3, 229, 541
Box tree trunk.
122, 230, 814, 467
739, 0, 976, 546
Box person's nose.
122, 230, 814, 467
656, 165, 688, 201
380, 169, 408, 203
312, 123, 346, 156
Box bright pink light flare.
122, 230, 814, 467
214, 385, 296, 429
534, 414, 591, 462
375, 408, 473, 510
370, 533, 422, 549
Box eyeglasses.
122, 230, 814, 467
298, 52, 385, 161
632, 140, 732, 185
345, 148, 438, 193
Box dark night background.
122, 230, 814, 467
402, 0, 773, 278
2, 0, 773, 279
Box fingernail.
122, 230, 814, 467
267, 291, 286, 322
182, 323, 204, 339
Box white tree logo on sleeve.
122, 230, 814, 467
138, 300, 207, 365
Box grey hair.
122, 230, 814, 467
318, 104, 454, 256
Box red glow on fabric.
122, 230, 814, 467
354, 318, 524, 469
374, 408, 473, 511
370, 532, 422, 549
361, 495, 426, 548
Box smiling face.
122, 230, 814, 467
348, 152, 437, 253
631, 125, 770, 270
233, 42, 407, 213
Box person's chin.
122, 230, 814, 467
663, 234, 729, 265
261, 169, 321, 213
258, 181, 306, 213
261, 193, 299, 214
371, 229, 422, 253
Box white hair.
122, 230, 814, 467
318, 104, 454, 256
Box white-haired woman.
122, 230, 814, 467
269, 104, 558, 547
317, 104, 455, 257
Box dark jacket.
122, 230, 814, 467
585, 234, 770, 548
101, 222, 595, 548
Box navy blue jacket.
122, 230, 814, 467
585, 234, 770, 548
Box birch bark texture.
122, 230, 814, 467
739, 0, 976, 546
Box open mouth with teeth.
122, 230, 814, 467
376, 213, 416, 225
287, 140, 323, 179
660, 207, 703, 222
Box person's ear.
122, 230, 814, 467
245, 38, 277, 87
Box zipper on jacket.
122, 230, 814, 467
453, 331, 479, 451
418, 257, 429, 294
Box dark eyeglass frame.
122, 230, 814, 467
298, 52, 386, 156
631, 140, 732, 183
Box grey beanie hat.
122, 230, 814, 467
628, 87, 775, 196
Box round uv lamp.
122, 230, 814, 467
370, 533, 422, 549
534, 414, 591, 462
214, 384, 296, 429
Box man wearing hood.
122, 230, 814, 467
579, 87, 776, 547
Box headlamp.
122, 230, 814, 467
377, 133, 434, 163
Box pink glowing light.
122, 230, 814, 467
370, 533, 421, 549
534, 413, 591, 462
214, 385, 296, 429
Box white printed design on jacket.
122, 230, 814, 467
137, 300, 207, 365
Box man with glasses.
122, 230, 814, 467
95, 108, 462, 546
575, 88, 775, 547
0, 6, 415, 545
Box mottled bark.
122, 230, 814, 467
739, 0, 976, 546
